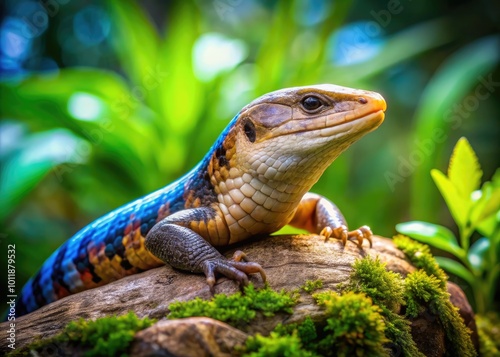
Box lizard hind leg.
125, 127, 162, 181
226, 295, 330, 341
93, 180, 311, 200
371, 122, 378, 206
145, 213, 265, 292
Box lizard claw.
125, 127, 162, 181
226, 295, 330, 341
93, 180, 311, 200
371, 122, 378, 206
231, 250, 248, 262
322, 224, 372, 248
202, 255, 266, 292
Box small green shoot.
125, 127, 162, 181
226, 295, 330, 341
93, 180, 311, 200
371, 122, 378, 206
397, 137, 500, 313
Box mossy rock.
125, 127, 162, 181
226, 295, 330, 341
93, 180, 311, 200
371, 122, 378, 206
0, 235, 479, 356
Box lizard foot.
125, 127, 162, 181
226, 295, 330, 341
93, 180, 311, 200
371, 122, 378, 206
203, 256, 267, 293
320, 225, 373, 248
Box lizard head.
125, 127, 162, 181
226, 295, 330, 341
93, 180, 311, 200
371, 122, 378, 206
222, 84, 386, 178
237, 84, 385, 153
207, 84, 386, 199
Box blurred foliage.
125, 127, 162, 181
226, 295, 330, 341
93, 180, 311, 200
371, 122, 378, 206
0, 0, 499, 314
397, 138, 500, 313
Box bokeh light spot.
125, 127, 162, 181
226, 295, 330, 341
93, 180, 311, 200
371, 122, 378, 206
329, 21, 384, 66
73, 5, 110, 46
193, 33, 248, 81
68, 92, 104, 121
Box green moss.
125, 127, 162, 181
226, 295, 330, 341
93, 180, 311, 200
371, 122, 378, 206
167, 283, 298, 326
344, 256, 404, 312
343, 256, 423, 357
393, 234, 447, 287
314, 291, 389, 357
244, 331, 317, 357
61, 311, 155, 357
404, 270, 476, 357
476, 312, 500, 357
273, 316, 318, 350
8, 311, 155, 357
393, 237, 477, 356
301, 279, 323, 294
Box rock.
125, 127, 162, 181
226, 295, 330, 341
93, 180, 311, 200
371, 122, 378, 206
0, 234, 477, 356
130, 317, 248, 357
409, 311, 447, 357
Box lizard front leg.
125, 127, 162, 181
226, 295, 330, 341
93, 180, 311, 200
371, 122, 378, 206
288, 192, 373, 247
145, 207, 266, 291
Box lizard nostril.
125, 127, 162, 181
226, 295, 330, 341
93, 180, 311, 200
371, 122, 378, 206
358, 97, 368, 104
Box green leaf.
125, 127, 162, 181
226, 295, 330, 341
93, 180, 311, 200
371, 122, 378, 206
467, 237, 490, 272
106, 0, 160, 90
492, 168, 500, 185
448, 137, 482, 198
395, 221, 465, 259
434, 257, 475, 287
0, 129, 86, 220
479, 180, 500, 222
431, 169, 469, 229
476, 213, 500, 242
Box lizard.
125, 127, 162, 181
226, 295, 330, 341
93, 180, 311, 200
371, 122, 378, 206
14, 84, 386, 317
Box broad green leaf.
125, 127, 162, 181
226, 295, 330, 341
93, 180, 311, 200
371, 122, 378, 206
435, 257, 475, 287
106, 0, 160, 90
478, 181, 500, 222
157, 1, 203, 137
477, 212, 500, 243
467, 237, 490, 272
0, 129, 86, 220
492, 168, 500, 186
448, 137, 482, 199
395, 221, 465, 259
431, 169, 469, 229
0, 68, 171, 193
0, 69, 134, 124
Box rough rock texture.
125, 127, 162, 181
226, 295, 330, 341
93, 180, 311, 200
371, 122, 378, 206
130, 317, 248, 357
0, 234, 476, 356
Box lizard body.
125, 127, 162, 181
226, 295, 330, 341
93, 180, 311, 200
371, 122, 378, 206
15, 84, 386, 317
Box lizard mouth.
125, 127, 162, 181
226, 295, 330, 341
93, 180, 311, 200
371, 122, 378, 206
272, 94, 386, 138
317, 109, 385, 138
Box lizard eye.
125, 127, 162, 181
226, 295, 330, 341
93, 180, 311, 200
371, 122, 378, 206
301, 96, 323, 112
244, 120, 256, 143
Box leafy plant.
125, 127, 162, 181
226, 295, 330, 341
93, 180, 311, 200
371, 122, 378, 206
397, 137, 500, 313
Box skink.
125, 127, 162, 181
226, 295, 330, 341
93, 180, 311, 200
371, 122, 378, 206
15, 84, 386, 317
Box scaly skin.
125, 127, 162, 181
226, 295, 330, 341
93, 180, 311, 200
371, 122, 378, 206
15, 84, 386, 317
